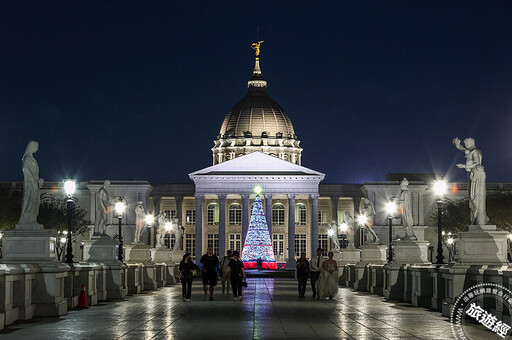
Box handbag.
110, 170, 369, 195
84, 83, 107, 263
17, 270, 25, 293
242, 278, 248, 287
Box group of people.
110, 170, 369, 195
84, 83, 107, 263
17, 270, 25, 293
177, 246, 338, 302
297, 248, 338, 299
176, 246, 246, 302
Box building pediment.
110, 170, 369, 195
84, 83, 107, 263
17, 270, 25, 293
189, 152, 324, 178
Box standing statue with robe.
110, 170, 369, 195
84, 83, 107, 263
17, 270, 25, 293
398, 178, 416, 239
453, 137, 489, 225
18, 141, 44, 229
134, 201, 145, 243
172, 218, 184, 251
94, 180, 111, 235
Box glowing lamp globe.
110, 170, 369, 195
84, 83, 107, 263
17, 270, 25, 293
60, 237, 67, 244
115, 201, 126, 215
433, 180, 448, 197
357, 215, 367, 226
63, 178, 76, 198
145, 214, 154, 225
254, 186, 262, 195
385, 201, 397, 216
165, 222, 172, 232
447, 238, 454, 245
328, 228, 335, 237
340, 222, 348, 233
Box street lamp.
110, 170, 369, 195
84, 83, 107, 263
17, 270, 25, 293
115, 197, 126, 262
145, 214, 154, 246
63, 178, 76, 264
328, 227, 334, 250
165, 222, 172, 248
385, 199, 397, 262
434, 179, 447, 264
357, 215, 367, 247
340, 222, 348, 248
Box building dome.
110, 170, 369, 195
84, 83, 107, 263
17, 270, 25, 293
212, 57, 302, 165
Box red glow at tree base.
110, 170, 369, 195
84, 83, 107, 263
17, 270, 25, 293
243, 261, 277, 270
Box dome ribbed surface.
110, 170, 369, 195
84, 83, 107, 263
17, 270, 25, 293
219, 94, 296, 139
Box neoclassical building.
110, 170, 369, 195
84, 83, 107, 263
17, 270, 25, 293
2, 52, 509, 265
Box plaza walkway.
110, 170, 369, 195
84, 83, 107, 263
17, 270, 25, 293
0, 278, 455, 340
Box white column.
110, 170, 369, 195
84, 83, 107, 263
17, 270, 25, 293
195, 194, 204, 257
311, 194, 319, 255
264, 194, 273, 237
241, 194, 250, 243
218, 194, 227, 257
286, 194, 296, 268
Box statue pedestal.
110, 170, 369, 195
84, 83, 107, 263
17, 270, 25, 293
124, 244, 152, 263
124, 244, 157, 291
384, 240, 430, 301
339, 247, 360, 286
393, 240, 430, 264
354, 244, 387, 292
1, 230, 70, 317
151, 247, 176, 285
458, 225, 508, 265
82, 237, 127, 299
1, 229, 58, 262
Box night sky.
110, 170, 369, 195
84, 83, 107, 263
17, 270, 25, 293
1, 1, 511, 184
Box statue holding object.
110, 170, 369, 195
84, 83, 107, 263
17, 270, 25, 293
359, 197, 380, 244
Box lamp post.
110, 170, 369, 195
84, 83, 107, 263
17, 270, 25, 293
115, 197, 126, 262
145, 214, 154, 246
165, 222, 172, 248
340, 222, 348, 248
357, 214, 367, 247
385, 200, 397, 262
434, 180, 447, 264
328, 227, 334, 251
63, 178, 76, 264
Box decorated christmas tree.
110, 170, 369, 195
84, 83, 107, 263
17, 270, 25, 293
241, 194, 277, 269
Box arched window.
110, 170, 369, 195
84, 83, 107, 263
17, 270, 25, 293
295, 204, 307, 225
229, 203, 242, 225
207, 203, 219, 225
272, 204, 285, 226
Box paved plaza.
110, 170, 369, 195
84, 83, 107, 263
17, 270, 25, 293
0, 277, 457, 340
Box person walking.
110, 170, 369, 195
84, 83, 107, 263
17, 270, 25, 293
176, 253, 198, 302
227, 251, 246, 301
200, 246, 220, 301
310, 247, 325, 299
296, 252, 310, 298
317, 251, 339, 300
220, 250, 233, 295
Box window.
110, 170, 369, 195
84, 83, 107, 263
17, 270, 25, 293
207, 234, 219, 255
295, 234, 307, 257
186, 210, 196, 225
318, 210, 329, 225
318, 234, 329, 256
229, 203, 242, 225
273, 234, 284, 256
185, 233, 196, 257
164, 210, 177, 219
229, 234, 242, 252
295, 204, 307, 225
272, 204, 285, 225
207, 204, 219, 225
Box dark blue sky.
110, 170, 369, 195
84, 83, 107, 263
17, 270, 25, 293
1, 1, 511, 184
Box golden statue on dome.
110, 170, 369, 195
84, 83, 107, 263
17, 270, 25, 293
251, 41, 264, 59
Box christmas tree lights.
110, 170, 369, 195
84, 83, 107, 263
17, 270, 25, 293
241, 194, 277, 269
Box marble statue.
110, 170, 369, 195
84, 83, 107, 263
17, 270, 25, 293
134, 201, 145, 244
172, 218, 184, 251
329, 221, 340, 250
94, 180, 111, 235
18, 141, 44, 228
453, 137, 489, 225
398, 178, 416, 239
359, 197, 380, 244
156, 212, 166, 247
